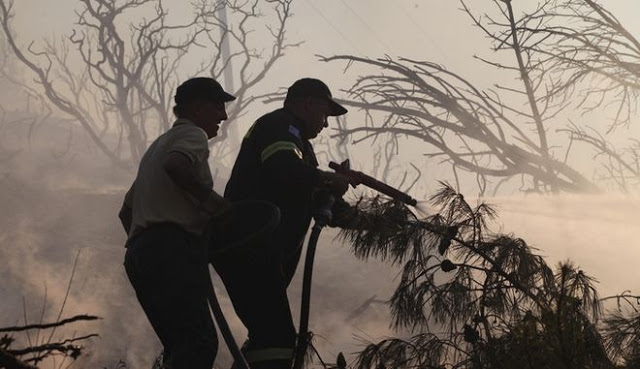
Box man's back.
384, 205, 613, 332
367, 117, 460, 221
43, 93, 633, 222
225, 108, 319, 241
129, 120, 213, 238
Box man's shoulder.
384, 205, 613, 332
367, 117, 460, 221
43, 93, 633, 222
164, 120, 207, 142
171, 119, 206, 134
256, 108, 293, 127
251, 109, 301, 141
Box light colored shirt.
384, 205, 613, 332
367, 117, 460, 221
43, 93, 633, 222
126, 118, 213, 238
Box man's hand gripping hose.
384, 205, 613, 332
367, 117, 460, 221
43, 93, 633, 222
328, 159, 418, 206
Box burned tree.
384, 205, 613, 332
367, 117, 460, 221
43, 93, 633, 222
515, 0, 640, 191
0, 0, 197, 167
323, 0, 639, 195
194, 0, 299, 165
0, 0, 297, 169
518, 0, 640, 130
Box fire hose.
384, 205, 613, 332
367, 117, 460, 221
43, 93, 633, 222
204, 200, 280, 369
200, 162, 418, 369
328, 160, 418, 207
203, 273, 250, 369
292, 160, 418, 369
292, 191, 335, 369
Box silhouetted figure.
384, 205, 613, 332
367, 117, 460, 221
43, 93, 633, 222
213, 78, 354, 369
118, 77, 235, 369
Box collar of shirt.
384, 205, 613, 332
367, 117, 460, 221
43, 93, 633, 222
172, 118, 208, 139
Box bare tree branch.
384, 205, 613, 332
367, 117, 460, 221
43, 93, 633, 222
0, 315, 100, 334
0, 0, 298, 172
321, 54, 598, 194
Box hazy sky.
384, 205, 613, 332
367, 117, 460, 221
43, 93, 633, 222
11, 0, 640, 154
9, 0, 640, 218
14, 1, 640, 90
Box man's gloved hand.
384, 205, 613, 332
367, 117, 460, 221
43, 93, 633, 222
318, 170, 350, 196
201, 190, 232, 218
329, 197, 369, 229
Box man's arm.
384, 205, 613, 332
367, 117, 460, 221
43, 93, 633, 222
118, 184, 134, 235
163, 151, 230, 216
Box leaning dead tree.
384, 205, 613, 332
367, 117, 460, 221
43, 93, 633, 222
322, 54, 596, 195
0, 0, 297, 169
323, 0, 639, 195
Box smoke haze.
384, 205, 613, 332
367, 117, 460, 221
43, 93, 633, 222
2, 1, 639, 368
2, 131, 638, 368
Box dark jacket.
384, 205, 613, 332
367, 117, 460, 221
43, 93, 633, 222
225, 108, 321, 268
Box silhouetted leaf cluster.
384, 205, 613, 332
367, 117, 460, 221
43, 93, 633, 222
338, 183, 637, 368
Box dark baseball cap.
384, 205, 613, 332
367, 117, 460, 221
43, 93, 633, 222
174, 77, 236, 105
285, 78, 348, 116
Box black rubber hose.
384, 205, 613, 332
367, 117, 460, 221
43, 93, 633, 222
202, 199, 280, 369
292, 223, 323, 369
203, 266, 250, 369
293, 192, 334, 369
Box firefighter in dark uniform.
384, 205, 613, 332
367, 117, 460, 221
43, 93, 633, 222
213, 78, 352, 369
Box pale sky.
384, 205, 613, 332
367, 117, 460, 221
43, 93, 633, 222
11, 0, 640, 130
14, 1, 640, 89
9, 1, 640, 122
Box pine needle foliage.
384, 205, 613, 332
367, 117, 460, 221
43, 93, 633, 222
338, 183, 628, 369
602, 295, 640, 366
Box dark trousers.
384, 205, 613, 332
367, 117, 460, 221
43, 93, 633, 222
124, 224, 217, 369
213, 243, 302, 369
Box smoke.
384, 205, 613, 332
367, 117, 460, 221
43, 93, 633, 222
0, 176, 156, 368
2, 112, 639, 369
0, 115, 159, 368
4, 177, 639, 369
0, 123, 398, 368
0, 172, 400, 368
483, 193, 640, 297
